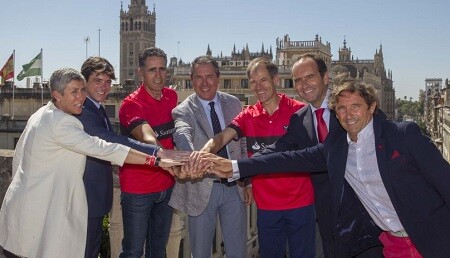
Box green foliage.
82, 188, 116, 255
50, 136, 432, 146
395, 98, 423, 122
416, 120, 430, 136
99, 215, 111, 258
395, 98, 429, 136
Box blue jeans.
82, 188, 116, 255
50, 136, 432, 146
257, 204, 316, 258
119, 188, 173, 258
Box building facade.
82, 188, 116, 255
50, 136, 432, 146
423, 78, 450, 162
330, 40, 395, 120
169, 35, 395, 120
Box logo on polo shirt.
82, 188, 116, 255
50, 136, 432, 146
247, 136, 280, 153
252, 141, 261, 151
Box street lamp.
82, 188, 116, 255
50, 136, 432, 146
98, 29, 101, 56
84, 36, 90, 59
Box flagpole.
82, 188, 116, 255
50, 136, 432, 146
40, 48, 43, 107
12, 50, 15, 119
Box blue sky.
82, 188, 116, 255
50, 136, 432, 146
1, 0, 449, 100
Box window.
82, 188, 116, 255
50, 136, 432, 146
285, 79, 294, 88
240, 79, 248, 88
224, 79, 231, 89
185, 80, 192, 89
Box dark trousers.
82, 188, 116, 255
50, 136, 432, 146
257, 204, 316, 258
353, 245, 384, 258
84, 217, 103, 258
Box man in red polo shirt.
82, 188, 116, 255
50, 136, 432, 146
119, 47, 176, 258
202, 57, 315, 257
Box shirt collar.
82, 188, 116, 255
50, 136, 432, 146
310, 91, 331, 113
197, 94, 219, 111
86, 96, 101, 109
253, 93, 285, 117
347, 117, 374, 144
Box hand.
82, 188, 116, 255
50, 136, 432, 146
180, 151, 214, 179
199, 153, 233, 178
166, 165, 189, 179
243, 186, 253, 206
158, 158, 185, 168
157, 149, 191, 162
158, 158, 185, 177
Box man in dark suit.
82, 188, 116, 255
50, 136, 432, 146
265, 53, 338, 258
76, 57, 185, 258
204, 75, 450, 258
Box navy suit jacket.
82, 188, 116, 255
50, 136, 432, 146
75, 98, 159, 218
238, 113, 450, 257
255, 106, 381, 257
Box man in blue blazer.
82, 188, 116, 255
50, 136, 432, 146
76, 57, 183, 258
205, 75, 450, 257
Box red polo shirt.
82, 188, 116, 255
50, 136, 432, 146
229, 94, 314, 210
119, 85, 176, 194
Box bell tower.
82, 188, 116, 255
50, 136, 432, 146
120, 0, 156, 87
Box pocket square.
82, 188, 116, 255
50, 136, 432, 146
391, 150, 400, 160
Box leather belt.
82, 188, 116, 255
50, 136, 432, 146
388, 230, 408, 237
213, 179, 237, 187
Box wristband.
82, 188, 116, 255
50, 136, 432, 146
154, 157, 161, 167
144, 155, 156, 166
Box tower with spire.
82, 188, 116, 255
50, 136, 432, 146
331, 39, 395, 120
120, 0, 156, 87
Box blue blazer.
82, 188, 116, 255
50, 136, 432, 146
75, 98, 159, 218
238, 113, 450, 257
255, 105, 381, 257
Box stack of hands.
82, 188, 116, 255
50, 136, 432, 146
156, 150, 233, 179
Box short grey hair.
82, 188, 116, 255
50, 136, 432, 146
49, 68, 85, 101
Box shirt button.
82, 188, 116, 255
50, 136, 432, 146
386, 219, 391, 223
208, 182, 213, 186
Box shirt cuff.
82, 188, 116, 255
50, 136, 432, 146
153, 146, 161, 156
228, 160, 241, 182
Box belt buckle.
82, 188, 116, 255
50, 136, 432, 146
213, 179, 236, 187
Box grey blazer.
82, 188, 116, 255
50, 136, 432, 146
169, 92, 247, 216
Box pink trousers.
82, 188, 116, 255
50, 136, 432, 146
379, 232, 423, 258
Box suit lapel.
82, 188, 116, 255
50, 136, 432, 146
329, 133, 349, 223
373, 115, 394, 198
305, 106, 317, 143
84, 98, 112, 131
192, 95, 214, 138
218, 93, 233, 125
329, 111, 341, 132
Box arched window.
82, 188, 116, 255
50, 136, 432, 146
130, 19, 133, 31
139, 21, 141, 30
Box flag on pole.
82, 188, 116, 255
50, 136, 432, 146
17, 52, 42, 81
0, 53, 14, 83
